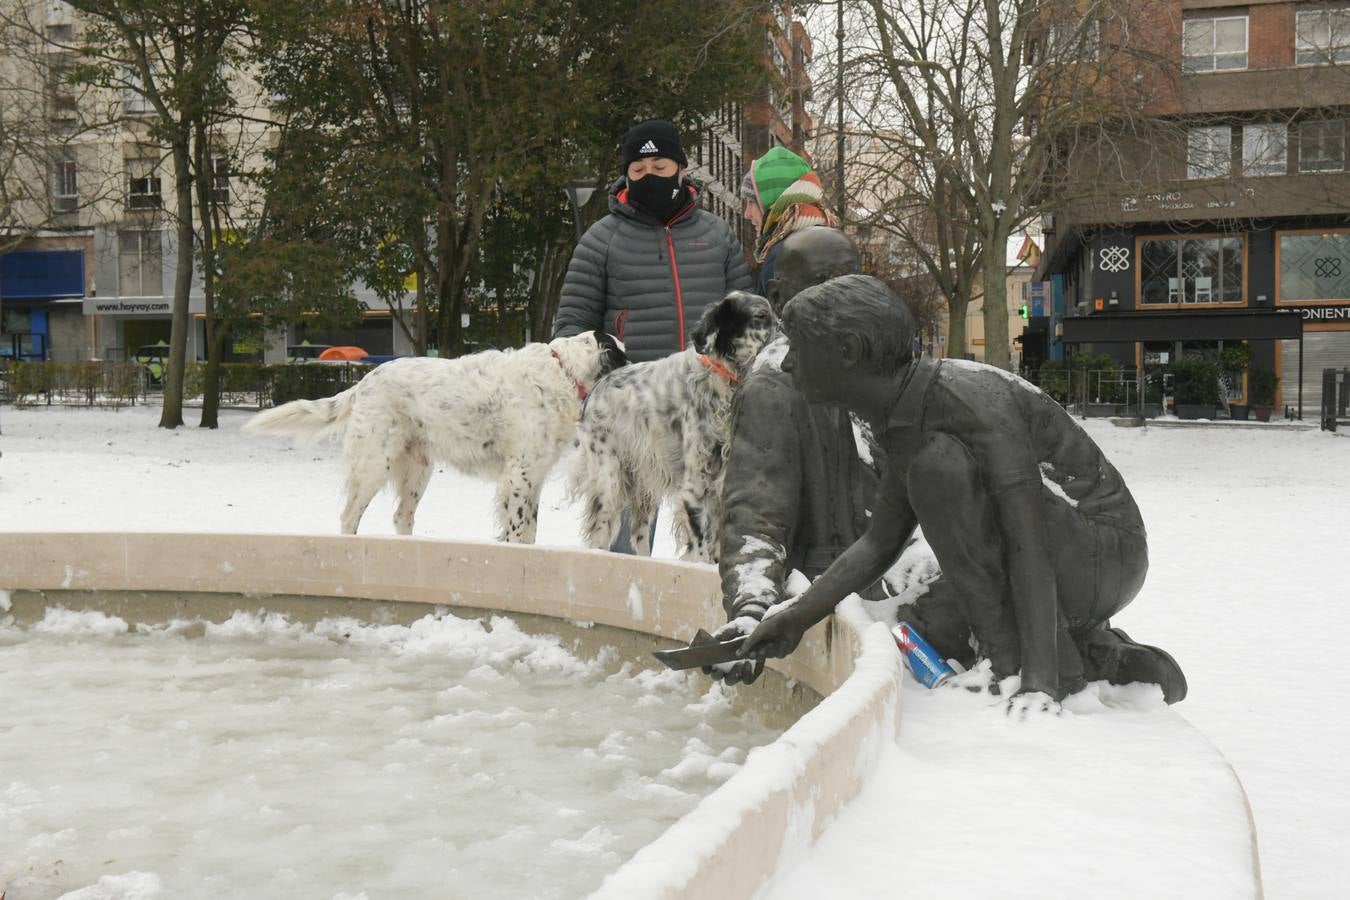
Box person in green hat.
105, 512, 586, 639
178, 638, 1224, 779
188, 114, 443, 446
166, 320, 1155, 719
740, 146, 837, 294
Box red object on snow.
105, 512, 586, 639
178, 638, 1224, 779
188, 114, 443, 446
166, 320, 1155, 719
317, 346, 369, 361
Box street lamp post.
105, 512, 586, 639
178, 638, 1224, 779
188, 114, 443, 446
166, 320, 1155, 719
836, 0, 845, 221
565, 179, 600, 243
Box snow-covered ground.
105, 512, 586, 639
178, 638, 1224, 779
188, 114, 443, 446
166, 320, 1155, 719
1, 405, 1347, 898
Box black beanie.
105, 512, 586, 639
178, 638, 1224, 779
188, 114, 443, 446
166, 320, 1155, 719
621, 119, 688, 169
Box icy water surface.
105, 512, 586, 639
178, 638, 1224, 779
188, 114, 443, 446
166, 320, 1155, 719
0, 607, 786, 899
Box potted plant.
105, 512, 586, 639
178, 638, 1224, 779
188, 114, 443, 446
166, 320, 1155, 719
1169, 356, 1222, 419
1221, 343, 1253, 420
1249, 367, 1280, 422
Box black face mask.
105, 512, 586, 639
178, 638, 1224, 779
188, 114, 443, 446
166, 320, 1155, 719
628, 173, 686, 222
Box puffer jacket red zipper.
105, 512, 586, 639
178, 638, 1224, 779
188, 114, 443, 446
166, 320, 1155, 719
663, 202, 699, 351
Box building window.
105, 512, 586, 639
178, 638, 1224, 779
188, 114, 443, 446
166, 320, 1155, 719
1140, 236, 1244, 305
1183, 16, 1248, 72
1296, 8, 1350, 65
51, 154, 78, 211
123, 66, 153, 115
1186, 126, 1232, 179
1298, 120, 1346, 172
46, 51, 77, 121
1242, 124, 1288, 176
770, 35, 789, 79
118, 230, 163, 297
1046, 20, 1101, 63
210, 154, 230, 205
126, 159, 162, 209
1279, 231, 1350, 302
46, 0, 73, 40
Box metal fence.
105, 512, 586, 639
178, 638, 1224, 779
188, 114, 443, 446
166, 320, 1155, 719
0, 360, 148, 408
0, 360, 370, 411
1023, 367, 1160, 418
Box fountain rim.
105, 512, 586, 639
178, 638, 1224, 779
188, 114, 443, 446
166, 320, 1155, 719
1, 530, 905, 900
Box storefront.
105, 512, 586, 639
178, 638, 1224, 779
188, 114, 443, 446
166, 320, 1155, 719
1273, 228, 1350, 412
0, 247, 88, 361
87, 226, 179, 360
1041, 218, 1348, 415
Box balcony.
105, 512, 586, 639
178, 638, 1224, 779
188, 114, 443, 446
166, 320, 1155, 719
126, 192, 162, 211
1179, 66, 1349, 115
1057, 171, 1350, 225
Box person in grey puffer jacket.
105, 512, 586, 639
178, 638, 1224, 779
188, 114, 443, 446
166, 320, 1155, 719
552, 119, 752, 362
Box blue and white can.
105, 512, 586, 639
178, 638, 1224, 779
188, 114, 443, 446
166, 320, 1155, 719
892, 621, 956, 688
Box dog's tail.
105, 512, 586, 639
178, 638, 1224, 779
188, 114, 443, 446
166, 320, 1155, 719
243, 388, 357, 443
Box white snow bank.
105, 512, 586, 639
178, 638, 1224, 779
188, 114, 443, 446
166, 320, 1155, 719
763, 669, 1259, 899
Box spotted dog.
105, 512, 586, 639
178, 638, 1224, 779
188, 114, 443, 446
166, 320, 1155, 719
570, 292, 777, 562
244, 332, 627, 541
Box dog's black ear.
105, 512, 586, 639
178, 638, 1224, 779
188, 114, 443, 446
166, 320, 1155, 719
594, 331, 629, 372
692, 295, 729, 354
712, 293, 754, 359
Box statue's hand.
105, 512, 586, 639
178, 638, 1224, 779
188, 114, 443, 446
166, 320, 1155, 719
741, 602, 808, 661
702, 617, 765, 685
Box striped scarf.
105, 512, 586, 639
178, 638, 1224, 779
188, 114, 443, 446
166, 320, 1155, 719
754, 171, 838, 264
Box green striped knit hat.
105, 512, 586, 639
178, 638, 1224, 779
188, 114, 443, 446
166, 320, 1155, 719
748, 147, 812, 212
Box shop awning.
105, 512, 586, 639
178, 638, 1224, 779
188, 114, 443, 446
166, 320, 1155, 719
0, 250, 85, 300
1061, 309, 1307, 418
1060, 309, 1303, 344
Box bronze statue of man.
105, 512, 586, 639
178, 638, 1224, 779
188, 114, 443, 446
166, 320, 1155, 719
705, 227, 878, 685
741, 274, 1186, 708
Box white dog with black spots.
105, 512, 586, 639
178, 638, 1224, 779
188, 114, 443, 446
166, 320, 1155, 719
244, 331, 628, 541
570, 291, 778, 562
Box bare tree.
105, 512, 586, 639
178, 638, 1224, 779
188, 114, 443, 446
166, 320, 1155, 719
812, 0, 1182, 368
47, 0, 253, 427
866, 239, 949, 353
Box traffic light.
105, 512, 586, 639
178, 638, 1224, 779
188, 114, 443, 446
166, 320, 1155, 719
1018, 304, 1028, 319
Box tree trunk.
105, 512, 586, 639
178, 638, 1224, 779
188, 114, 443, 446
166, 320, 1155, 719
495, 281, 508, 348
945, 295, 967, 362
529, 238, 568, 342
414, 263, 428, 355
981, 240, 1011, 370
158, 137, 194, 429
201, 323, 230, 422
195, 122, 222, 428
434, 268, 467, 357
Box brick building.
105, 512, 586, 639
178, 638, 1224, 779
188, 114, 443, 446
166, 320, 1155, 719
686, 1, 815, 254
1034, 0, 1350, 417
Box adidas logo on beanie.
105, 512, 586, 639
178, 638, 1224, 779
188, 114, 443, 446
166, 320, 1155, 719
622, 119, 688, 169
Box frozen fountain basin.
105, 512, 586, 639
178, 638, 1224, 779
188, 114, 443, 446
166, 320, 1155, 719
0, 533, 904, 900
0, 599, 798, 899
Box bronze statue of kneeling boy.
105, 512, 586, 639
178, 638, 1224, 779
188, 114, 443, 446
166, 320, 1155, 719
741, 274, 1186, 709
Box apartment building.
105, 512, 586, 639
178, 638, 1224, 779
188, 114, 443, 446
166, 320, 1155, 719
0, 0, 290, 364
1034, 0, 1350, 415
687, 1, 815, 254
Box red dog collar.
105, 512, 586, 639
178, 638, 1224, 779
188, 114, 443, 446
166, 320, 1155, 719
552, 349, 588, 400
699, 354, 739, 384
